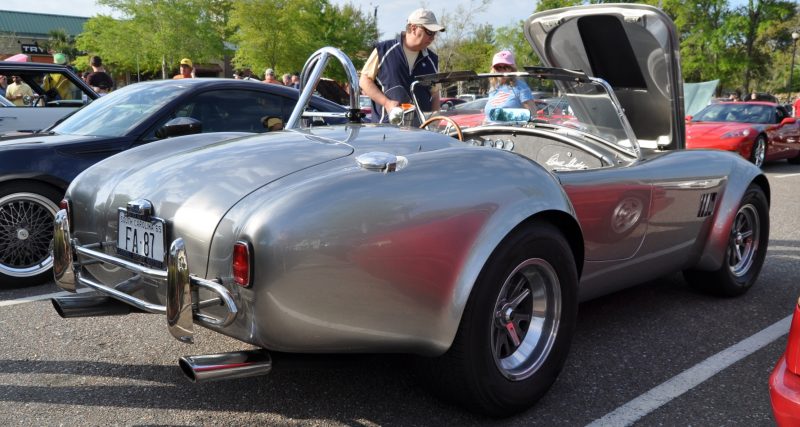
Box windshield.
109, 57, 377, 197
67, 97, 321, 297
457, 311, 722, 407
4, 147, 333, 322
52, 82, 187, 137
691, 103, 775, 124
423, 72, 636, 153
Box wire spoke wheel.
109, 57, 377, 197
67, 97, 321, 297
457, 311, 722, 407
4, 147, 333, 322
0, 192, 58, 278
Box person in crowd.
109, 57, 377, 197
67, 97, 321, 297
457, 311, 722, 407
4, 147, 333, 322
282, 73, 292, 86
0, 75, 7, 98
6, 75, 33, 106
234, 69, 257, 80
263, 68, 281, 85
484, 50, 537, 119
793, 95, 800, 118
290, 73, 300, 89
86, 55, 114, 95
750, 91, 758, 101
173, 58, 194, 79
360, 8, 444, 124
263, 116, 284, 131
43, 53, 73, 100
728, 91, 741, 102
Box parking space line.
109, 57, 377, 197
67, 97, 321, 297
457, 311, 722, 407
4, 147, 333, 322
773, 173, 800, 179
586, 315, 792, 427
0, 287, 92, 307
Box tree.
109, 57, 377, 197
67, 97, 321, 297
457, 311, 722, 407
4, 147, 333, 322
434, 0, 491, 72
494, 21, 539, 68
43, 29, 80, 62
228, 0, 375, 81
79, 0, 228, 79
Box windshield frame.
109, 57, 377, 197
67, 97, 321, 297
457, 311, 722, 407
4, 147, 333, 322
411, 67, 641, 158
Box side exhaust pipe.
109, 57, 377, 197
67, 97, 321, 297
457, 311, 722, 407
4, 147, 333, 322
179, 350, 272, 383
52, 295, 146, 318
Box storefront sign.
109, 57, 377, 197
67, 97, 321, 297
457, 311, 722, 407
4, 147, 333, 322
21, 44, 46, 54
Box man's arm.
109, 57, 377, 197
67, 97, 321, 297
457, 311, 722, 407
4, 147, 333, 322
360, 49, 399, 112
360, 74, 399, 112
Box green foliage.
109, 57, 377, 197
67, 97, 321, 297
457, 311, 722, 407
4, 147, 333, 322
44, 29, 80, 62
71, 0, 800, 99
79, 0, 228, 78
228, 0, 375, 80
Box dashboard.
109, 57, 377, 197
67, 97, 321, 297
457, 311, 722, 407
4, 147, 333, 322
462, 129, 610, 171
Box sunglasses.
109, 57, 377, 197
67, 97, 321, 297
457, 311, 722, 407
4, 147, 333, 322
419, 26, 437, 38
494, 64, 514, 71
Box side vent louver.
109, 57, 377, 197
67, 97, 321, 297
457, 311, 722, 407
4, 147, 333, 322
697, 193, 717, 217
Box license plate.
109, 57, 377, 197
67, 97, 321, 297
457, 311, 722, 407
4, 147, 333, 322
117, 210, 166, 267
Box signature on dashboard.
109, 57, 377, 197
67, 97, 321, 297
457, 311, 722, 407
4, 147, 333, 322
546, 153, 588, 170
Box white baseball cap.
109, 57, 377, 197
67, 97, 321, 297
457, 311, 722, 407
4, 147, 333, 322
407, 8, 445, 32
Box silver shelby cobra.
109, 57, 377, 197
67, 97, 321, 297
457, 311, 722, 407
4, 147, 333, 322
51, 5, 769, 416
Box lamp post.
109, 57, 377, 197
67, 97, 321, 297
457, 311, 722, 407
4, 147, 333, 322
789, 31, 799, 101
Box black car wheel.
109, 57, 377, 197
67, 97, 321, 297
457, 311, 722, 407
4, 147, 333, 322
0, 183, 62, 287
420, 222, 578, 417
683, 184, 769, 296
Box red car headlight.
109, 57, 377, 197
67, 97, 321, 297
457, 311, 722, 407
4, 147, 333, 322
721, 128, 751, 138
232, 241, 252, 287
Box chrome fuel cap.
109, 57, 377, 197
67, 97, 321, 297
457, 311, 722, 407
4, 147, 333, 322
356, 152, 403, 172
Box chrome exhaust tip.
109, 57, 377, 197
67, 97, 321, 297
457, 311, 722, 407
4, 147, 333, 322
51, 294, 145, 318
179, 350, 272, 383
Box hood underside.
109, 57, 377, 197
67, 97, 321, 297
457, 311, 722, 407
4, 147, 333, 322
526, 4, 685, 149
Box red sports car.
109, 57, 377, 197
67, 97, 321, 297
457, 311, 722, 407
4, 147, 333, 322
686, 101, 800, 168
770, 298, 800, 426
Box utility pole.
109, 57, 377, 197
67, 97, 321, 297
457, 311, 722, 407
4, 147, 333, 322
374, 5, 379, 41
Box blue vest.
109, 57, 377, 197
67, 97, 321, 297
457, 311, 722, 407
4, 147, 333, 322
371, 34, 438, 124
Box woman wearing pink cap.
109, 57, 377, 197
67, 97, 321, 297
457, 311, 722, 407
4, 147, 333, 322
484, 50, 537, 119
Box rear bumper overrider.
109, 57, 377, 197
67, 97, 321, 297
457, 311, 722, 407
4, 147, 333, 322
52, 209, 239, 344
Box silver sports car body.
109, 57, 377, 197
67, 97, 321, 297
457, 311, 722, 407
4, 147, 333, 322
51, 5, 770, 416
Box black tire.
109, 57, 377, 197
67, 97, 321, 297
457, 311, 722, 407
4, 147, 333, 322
750, 135, 766, 168
419, 222, 578, 417
0, 182, 63, 287
788, 152, 800, 165
683, 184, 769, 297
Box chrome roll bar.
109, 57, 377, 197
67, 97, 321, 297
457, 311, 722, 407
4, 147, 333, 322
286, 46, 362, 129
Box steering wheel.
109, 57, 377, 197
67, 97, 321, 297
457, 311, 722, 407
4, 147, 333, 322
420, 115, 463, 141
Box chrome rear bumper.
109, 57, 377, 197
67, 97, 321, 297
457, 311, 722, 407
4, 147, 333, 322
52, 209, 238, 344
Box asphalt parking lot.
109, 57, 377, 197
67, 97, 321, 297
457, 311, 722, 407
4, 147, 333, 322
1, 161, 799, 426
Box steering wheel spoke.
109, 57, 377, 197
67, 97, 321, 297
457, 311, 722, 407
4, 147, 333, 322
419, 115, 464, 141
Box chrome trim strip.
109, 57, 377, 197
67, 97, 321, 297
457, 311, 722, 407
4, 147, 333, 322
654, 178, 725, 190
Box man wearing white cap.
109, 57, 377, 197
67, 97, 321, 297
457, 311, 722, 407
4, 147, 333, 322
360, 8, 444, 124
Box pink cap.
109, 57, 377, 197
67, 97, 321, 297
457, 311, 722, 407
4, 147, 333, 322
492, 50, 516, 68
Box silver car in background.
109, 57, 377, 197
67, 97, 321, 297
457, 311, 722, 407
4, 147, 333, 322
50, 5, 769, 416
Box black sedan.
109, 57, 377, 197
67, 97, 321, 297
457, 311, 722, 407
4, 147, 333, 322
0, 78, 346, 287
